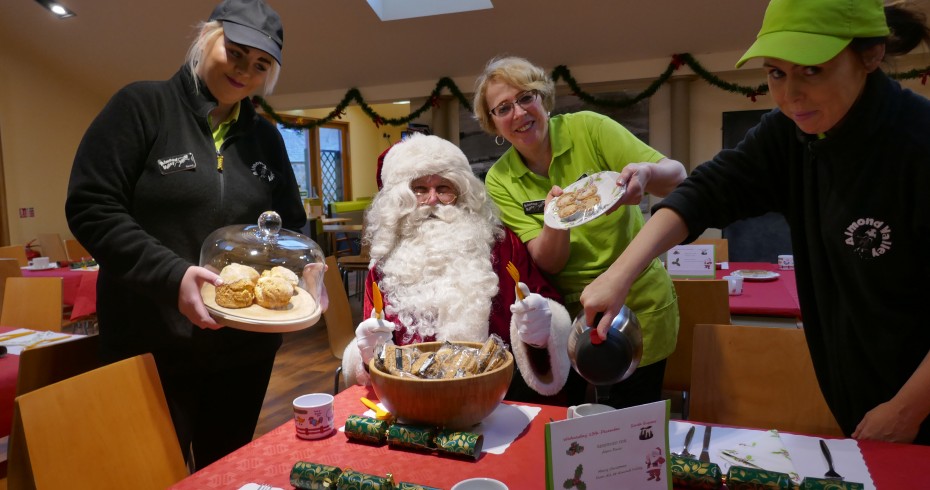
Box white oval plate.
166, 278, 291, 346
732, 269, 780, 282
543, 171, 625, 230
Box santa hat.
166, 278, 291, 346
380, 133, 471, 189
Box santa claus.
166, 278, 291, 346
342, 133, 576, 402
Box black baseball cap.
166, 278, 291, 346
209, 0, 284, 65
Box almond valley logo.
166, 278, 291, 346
251, 161, 275, 182
844, 217, 891, 259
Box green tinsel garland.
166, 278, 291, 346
257, 52, 930, 130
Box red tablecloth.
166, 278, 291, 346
21, 267, 97, 320
0, 326, 19, 439
717, 262, 800, 318
169, 385, 930, 489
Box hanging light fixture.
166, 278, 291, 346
34, 0, 76, 19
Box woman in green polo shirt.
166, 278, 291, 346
472, 56, 687, 408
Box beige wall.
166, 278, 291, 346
0, 37, 107, 246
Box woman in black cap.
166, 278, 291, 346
66, 0, 305, 468
581, 0, 930, 445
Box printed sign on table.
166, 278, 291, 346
545, 400, 671, 490
666, 244, 716, 278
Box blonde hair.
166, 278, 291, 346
185, 21, 281, 97
472, 56, 555, 134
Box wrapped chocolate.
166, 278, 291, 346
289, 461, 341, 490
669, 456, 722, 489
387, 423, 435, 451
344, 415, 390, 445
725, 465, 793, 490
800, 477, 865, 490
335, 469, 441, 490
433, 429, 484, 460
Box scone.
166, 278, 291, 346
215, 263, 260, 308
254, 275, 295, 309
262, 266, 299, 295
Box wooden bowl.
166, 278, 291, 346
368, 341, 514, 429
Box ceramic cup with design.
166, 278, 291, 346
451, 478, 509, 490
566, 403, 615, 419
777, 254, 794, 270
293, 393, 335, 440
723, 275, 743, 295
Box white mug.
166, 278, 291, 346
723, 275, 743, 296
451, 478, 509, 490
566, 403, 614, 419
777, 254, 794, 270
293, 393, 335, 440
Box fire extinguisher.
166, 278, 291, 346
24, 239, 40, 260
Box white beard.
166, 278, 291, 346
378, 204, 499, 343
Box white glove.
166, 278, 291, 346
356, 311, 395, 365
510, 283, 552, 347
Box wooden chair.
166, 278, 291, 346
8, 354, 188, 490
0, 277, 64, 332
36, 233, 68, 263
63, 238, 91, 262
0, 244, 28, 267
666, 279, 730, 418
322, 255, 356, 362
690, 323, 843, 436
692, 237, 729, 262
15, 334, 101, 396
0, 257, 23, 312
337, 238, 370, 298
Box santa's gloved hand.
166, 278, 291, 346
356, 312, 395, 364
510, 283, 552, 347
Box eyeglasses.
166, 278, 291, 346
488, 90, 539, 118
412, 186, 458, 205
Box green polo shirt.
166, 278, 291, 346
485, 111, 678, 365
211, 101, 241, 150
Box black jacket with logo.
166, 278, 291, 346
657, 70, 930, 441
66, 66, 306, 373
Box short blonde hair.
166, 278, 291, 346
185, 21, 281, 97
472, 56, 555, 134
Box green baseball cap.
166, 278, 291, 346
736, 0, 889, 68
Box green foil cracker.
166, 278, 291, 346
669, 455, 722, 489
726, 465, 793, 490
344, 414, 390, 445
387, 423, 435, 451
433, 429, 483, 459
289, 461, 342, 490
335, 469, 397, 489
800, 477, 865, 490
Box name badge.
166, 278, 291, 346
157, 153, 196, 174
522, 199, 545, 215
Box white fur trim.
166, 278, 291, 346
342, 339, 370, 387
509, 298, 572, 396
381, 133, 472, 190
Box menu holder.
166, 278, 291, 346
666, 244, 716, 278
545, 400, 670, 490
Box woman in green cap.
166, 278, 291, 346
581, 0, 930, 445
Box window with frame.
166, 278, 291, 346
273, 115, 351, 211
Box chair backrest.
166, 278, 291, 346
0, 257, 24, 310
36, 233, 68, 263
15, 334, 101, 396
0, 244, 28, 267
9, 354, 188, 490
665, 279, 730, 393
690, 323, 843, 436
692, 237, 729, 262
322, 255, 355, 359
0, 277, 64, 331
63, 238, 92, 262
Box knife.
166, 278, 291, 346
699, 426, 712, 463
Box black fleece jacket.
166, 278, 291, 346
657, 70, 930, 442
66, 65, 306, 373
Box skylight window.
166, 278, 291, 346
366, 0, 493, 21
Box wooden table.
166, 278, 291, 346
22, 267, 97, 320
168, 385, 930, 489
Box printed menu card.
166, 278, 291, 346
666, 244, 716, 278
545, 400, 671, 490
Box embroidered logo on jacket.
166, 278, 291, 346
844, 217, 891, 259
157, 153, 196, 174
251, 162, 275, 182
